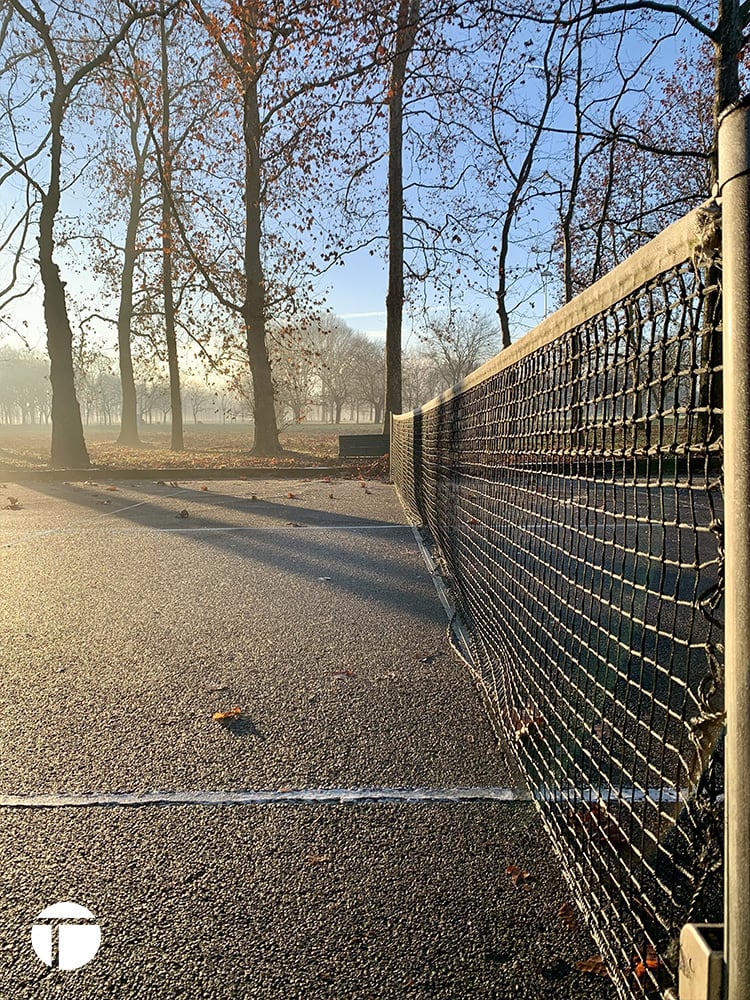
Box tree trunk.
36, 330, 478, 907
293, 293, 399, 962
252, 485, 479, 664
42, 102, 89, 469
161, 2, 184, 452
384, 0, 420, 424
711, 0, 743, 180
116, 142, 144, 447
242, 71, 281, 456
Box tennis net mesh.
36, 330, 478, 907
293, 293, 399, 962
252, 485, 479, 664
392, 204, 725, 998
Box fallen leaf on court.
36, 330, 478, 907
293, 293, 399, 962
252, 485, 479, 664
212, 706, 242, 722
557, 902, 578, 932
575, 955, 609, 977
509, 700, 546, 740
572, 802, 627, 850
633, 944, 661, 979
200, 485, 209, 491
286, 492, 297, 499
176, 509, 189, 518
505, 864, 530, 887
593, 721, 612, 741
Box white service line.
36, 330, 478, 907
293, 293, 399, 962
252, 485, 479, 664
1, 490, 186, 549
0, 786, 532, 809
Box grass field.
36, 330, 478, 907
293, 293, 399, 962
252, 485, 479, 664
0, 422, 386, 471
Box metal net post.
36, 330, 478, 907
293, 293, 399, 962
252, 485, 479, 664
718, 96, 750, 1000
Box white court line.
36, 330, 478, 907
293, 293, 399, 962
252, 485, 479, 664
0, 787, 531, 808
0, 785, 691, 809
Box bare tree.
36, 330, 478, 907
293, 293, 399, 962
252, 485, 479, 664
419, 307, 499, 390
1, 0, 164, 467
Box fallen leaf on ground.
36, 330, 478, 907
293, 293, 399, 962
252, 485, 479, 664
286, 492, 297, 499
176, 509, 189, 518
633, 944, 661, 979
212, 706, 242, 722
575, 955, 609, 977
200, 485, 209, 491
505, 864, 530, 888
571, 802, 627, 849
508, 700, 546, 740
105, 485, 118, 491
558, 902, 578, 932
334, 669, 355, 679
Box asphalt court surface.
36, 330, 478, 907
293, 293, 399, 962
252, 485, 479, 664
0, 475, 617, 999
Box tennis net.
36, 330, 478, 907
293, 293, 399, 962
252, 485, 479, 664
391, 203, 725, 998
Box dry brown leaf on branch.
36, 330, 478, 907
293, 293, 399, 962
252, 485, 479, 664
505, 864, 530, 888
557, 901, 578, 932
575, 955, 609, 977
212, 706, 242, 722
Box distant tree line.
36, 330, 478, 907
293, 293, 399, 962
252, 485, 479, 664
0, 307, 497, 427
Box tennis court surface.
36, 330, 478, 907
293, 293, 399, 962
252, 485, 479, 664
0, 475, 616, 999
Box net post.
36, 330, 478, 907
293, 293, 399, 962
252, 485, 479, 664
718, 95, 750, 1000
